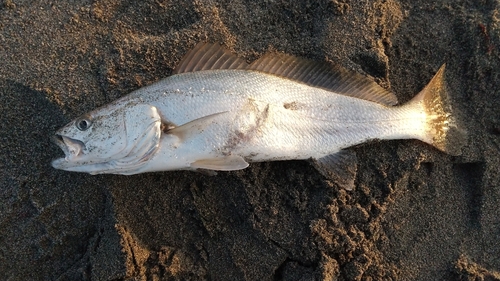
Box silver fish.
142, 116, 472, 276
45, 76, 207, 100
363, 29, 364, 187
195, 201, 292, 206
52, 43, 465, 189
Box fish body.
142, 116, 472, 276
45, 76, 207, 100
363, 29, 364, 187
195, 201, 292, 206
125, 70, 426, 169
52, 43, 465, 187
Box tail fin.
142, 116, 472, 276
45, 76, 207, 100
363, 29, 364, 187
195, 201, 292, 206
410, 64, 466, 156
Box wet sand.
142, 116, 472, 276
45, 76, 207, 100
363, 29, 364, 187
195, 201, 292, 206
1, 0, 499, 280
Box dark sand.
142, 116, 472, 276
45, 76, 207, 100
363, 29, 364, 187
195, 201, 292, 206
1, 0, 500, 280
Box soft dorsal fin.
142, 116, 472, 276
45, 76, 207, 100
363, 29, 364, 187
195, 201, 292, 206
173, 43, 249, 74
247, 53, 398, 105
173, 43, 398, 106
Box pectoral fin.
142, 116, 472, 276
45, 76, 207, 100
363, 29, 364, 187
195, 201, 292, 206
191, 155, 249, 171
166, 111, 228, 140
311, 150, 358, 190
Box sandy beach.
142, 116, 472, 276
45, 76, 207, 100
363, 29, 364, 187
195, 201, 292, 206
1, 0, 499, 280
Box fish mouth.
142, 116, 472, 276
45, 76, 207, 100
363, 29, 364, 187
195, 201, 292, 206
51, 135, 85, 167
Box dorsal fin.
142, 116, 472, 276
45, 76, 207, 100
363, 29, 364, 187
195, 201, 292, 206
173, 43, 398, 105
173, 43, 249, 74
247, 53, 398, 105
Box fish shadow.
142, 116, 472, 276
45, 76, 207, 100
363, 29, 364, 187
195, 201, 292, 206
0, 79, 110, 280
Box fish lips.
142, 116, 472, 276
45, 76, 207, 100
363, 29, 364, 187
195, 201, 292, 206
51, 134, 86, 169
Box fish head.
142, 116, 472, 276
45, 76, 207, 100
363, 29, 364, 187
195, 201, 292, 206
52, 100, 162, 174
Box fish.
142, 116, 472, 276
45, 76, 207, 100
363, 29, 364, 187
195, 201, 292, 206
51, 42, 465, 189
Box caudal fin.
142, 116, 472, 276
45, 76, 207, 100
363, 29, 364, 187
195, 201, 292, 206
410, 64, 466, 156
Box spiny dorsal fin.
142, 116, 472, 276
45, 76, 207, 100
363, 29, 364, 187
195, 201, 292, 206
173, 43, 249, 74
174, 43, 398, 106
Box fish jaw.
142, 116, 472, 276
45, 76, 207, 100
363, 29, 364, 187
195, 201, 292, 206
51, 129, 122, 172
51, 135, 85, 166
51, 134, 101, 172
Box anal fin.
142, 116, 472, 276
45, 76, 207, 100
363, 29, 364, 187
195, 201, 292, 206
310, 150, 358, 190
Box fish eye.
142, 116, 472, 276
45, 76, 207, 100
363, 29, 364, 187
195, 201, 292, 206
76, 116, 92, 131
